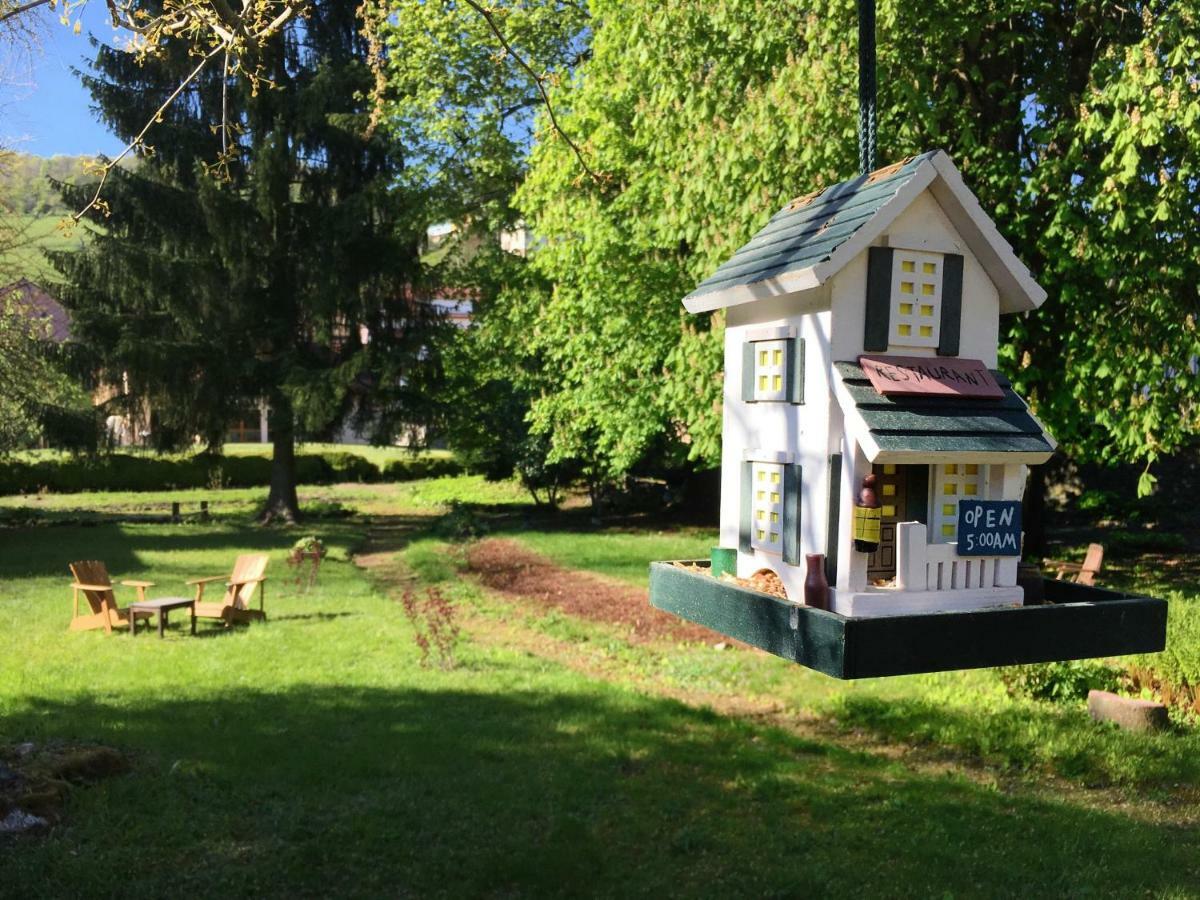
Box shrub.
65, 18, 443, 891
996, 660, 1122, 704
379, 455, 463, 482
400, 586, 461, 670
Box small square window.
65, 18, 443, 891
965, 464, 979, 475
942, 524, 955, 537
882, 483, 896, 496
942, 504, 955, 516
881, 504, 896, 517
890, 252, 942, 348
944, 484, 957, 495
945, 464, 958, 474
964, 483, 978, 496
750, 339, 789, 402
748, 461, 787, 555
883, 464, 897, 475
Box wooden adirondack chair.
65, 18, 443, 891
68, 560, 156, 633
187, 554, 269, 625
1047, 543, 1105, 587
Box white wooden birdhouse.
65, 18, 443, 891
685, 150, 1056, 617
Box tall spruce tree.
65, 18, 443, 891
53, 0, 440, 522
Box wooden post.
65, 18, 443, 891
171, 501, 181, 523
896, 522, 927, 591
200, 501, 210, 522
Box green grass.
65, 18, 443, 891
220, 442, 454, 467
1, 485, 1199, 895
0, 214, 86, 283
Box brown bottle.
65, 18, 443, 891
804, 553, 829, 610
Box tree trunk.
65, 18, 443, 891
260, 395, 300, 524
1022, 462, 1047, 560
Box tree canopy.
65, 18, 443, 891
447, 0, 1200, 494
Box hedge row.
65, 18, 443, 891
0, 452, 463, 494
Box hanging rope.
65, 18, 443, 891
857, 0, 877, 175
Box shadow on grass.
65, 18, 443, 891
3, 686, 1196, 897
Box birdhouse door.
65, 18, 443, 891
866, 464, 907, 582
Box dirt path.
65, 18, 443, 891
464, 537, 726, 646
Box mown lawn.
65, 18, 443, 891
1, 482, 1198, 896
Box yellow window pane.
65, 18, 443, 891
770, 511, 779, 523
942, 524, 956, 537
757, 530, 765, 540
923, 262, 936, 274
882, 483, 896, 496
881, 505, 896, 517
964, 484, 978, 496
920, 305, 934, 317
898, 324, 912, 336
770, 492, 779, 503
757, 471, 765, 481
944, 483, 958, 495
769, 532, 779, 543
758, 375, 767, 390
773, 349, 782, 365
919, 325, 933, 338
756, 510, 765, 520
901, 259, 915, 272
883, 464, 897, 475
899, 302, 914, 315
772, 375, 782, 391
965, 464, 979, 475
922, 283, 935, 296
759, 350, 768, 366
756, 490, 765, 500
942, 504, 956, 516
945, 464, 958, 474
900, 282, 914, 294
770, 472, 780, 484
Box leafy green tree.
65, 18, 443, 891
54, 0, 441, 522
506, 0, 1198, 520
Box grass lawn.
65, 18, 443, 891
2, 481, 1198, 896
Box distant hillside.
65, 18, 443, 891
0, 153, 102, 284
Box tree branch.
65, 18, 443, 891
74, 41, 227, 221
0, 0, 51, 23
460, 0, 603, 186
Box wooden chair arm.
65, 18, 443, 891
120, 580, 156, 588
71, 582, 114, 591
228, 576, 267, 587
186, 575, 227, 585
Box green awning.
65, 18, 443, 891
833, 361, 1056, 463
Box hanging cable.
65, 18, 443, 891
857, 0, 877, 174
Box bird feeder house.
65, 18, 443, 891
649, 151, 1166, 678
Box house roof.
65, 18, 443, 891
832, 361, 1056, 464
683, 150, 1046, 316
0, 278, 72, 343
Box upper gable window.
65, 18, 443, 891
890, 251, 942, 349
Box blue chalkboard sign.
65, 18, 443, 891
957, 500, 1022, 556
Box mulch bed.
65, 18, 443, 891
465, 538, 729, 645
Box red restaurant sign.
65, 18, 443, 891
858, 355, 1004, 400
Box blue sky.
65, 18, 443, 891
3, 4, 125, 158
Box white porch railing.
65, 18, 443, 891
895, 522, 1018, 592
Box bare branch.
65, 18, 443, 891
0, 0, 51, 24
460, 0, 603, 186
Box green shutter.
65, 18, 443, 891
782, 464, 802, 565
739, 461, 753, 553
864, 246, 894, 351
742, 341, 757, 402
786, 338, 805, 404
825, 454, 841, 584
907, 464, 929, 526
938, 253, 964, 356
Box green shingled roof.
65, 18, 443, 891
834, 361, 1056, 458
685, 152, 937, 304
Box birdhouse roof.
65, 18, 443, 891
683, 150, 1046, 315
832, 361, 1056, 464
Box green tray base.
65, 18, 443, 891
649, 561, 1167, 680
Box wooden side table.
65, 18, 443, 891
128, 597, 196, 638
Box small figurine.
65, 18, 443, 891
803, 553, 830, 609
852, 474, 881, 553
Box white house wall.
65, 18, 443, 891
722, 294, 837, 603
829, 190, 1000, 366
